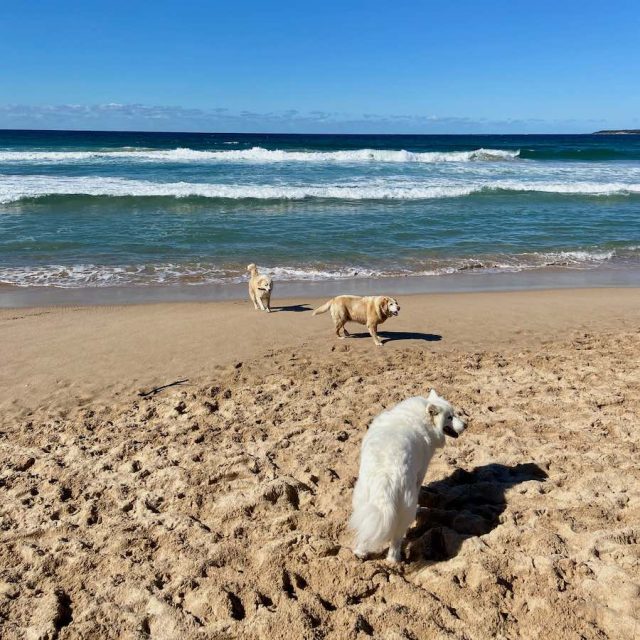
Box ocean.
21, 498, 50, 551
1, 130, 639, 299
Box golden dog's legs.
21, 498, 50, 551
336, 322, 345, 339
368, 323, 383, 346
343, 326, 350, 337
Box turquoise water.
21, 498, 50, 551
1, 130, 639, 288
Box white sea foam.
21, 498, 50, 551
1, 175, 640, 204
537, 250, 616, 265
0, 263, 382, 288
0, 250, 627, 288
0, 175, 474, 202
505, 182, 640, 195
0, 146, 520, 164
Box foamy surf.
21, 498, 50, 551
0, 250, 624, 288
2, 175, 639, 204
0, 146, 520, 164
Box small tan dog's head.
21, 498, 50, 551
256, 275, 272, 293
381, 297, 400, 318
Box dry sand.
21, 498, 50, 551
0, 288, 639, 639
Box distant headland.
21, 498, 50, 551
593, 129, 640, 135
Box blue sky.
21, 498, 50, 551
1, 0, 639, 133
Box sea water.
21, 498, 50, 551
1, 130, 639, 294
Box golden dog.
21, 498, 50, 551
247, 264, 273, 312
313, 295, 400, 346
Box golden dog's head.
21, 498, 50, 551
381, 296, 400, 318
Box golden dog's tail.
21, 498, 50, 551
312, 299, 333, 316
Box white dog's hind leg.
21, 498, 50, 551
386, 539, 402, 564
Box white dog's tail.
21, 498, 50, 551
349, 493, 396, 554
312, 299, 333, 316
247, 263, 258, 276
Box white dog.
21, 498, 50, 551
349, 390, 467, 563
247, 263, 273, 312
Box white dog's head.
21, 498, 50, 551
426, 389, 467, 439
382, 296, 400, 318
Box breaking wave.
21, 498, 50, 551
0, 146, 520, 164
2, 175, 640, 204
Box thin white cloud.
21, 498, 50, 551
0, 103, 610, 133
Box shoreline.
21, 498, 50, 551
1, 265, 639, 308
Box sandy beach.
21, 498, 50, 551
1, 288, 639, 639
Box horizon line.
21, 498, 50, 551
0, 127, 611, 136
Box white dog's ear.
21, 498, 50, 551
427, 389, 439, 401
427, 403, 441, 419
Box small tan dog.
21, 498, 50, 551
247, 264, 273, 312
313, 295, 400, 346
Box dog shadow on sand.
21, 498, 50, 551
271, 304, 313, 313
405, 462, 548, 564
348, 330, 442, 343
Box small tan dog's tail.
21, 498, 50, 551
247, 263, 258, 277
312, 299, 333, 316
